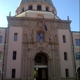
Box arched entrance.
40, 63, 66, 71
34, 52, 48, 80
77, 67, 80, 80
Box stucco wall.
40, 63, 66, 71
58, 29, 74, 77
72, 32, 80, 71
0, 28, 6, 72
6, 27, 22, 78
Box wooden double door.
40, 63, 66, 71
36, 68, 48, 80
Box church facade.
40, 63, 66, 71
0, 0, 80, 80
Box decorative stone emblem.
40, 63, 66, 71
39, 47, 44, 51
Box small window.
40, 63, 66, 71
0, 52, 2, 60
75, 39, 80, 46
76, 52, 80, 60
37, 5, 41, 10
62, 35, 66, 43
21, 8, 24, 12
52, 9, 54, 14
28, 5, 32, 10
12, 69, 16, 78
13, 51, 17, 60
64, 52, 67, 60
65, 69, 69, 77
0, 68, 2, 76
0, 69, 1, 75
37, 32, 44, 42
14, 33, 18, 41
46, 6, 49, 11
0, 36, 2, 43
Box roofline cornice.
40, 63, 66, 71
7, 16, 71, 24
71, 31, 80, 33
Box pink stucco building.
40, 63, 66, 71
0, 0, 80, 80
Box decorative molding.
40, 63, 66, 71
57, 22, 70, 29
10, 16, 71, 79
7, 17, 71, 30
39, 47, 44, 51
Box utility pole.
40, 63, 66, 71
2, 28, 7, 80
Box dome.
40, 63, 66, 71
16, 0, 57, 17
20, 0, 53, 6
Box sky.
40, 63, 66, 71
0, 0, 79, 31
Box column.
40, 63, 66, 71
25, 56, 28, 79
51, 58, 54, 80
21, 59, 25, 79
21, 58, 27, 79
48, 59, 51, 80
51, 50, 54, 78
30, 58, 34, 80
48, 50, 54, 80
27, 53, 30, 80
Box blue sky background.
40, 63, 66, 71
0, 0, 79, 31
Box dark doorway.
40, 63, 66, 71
34, 68, 48, 80
77, 67, 80, 80
34, 52, 48, 80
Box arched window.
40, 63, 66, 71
35, 53, 47, 65
37, 32, 44, 42
76, 52, 80, 60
